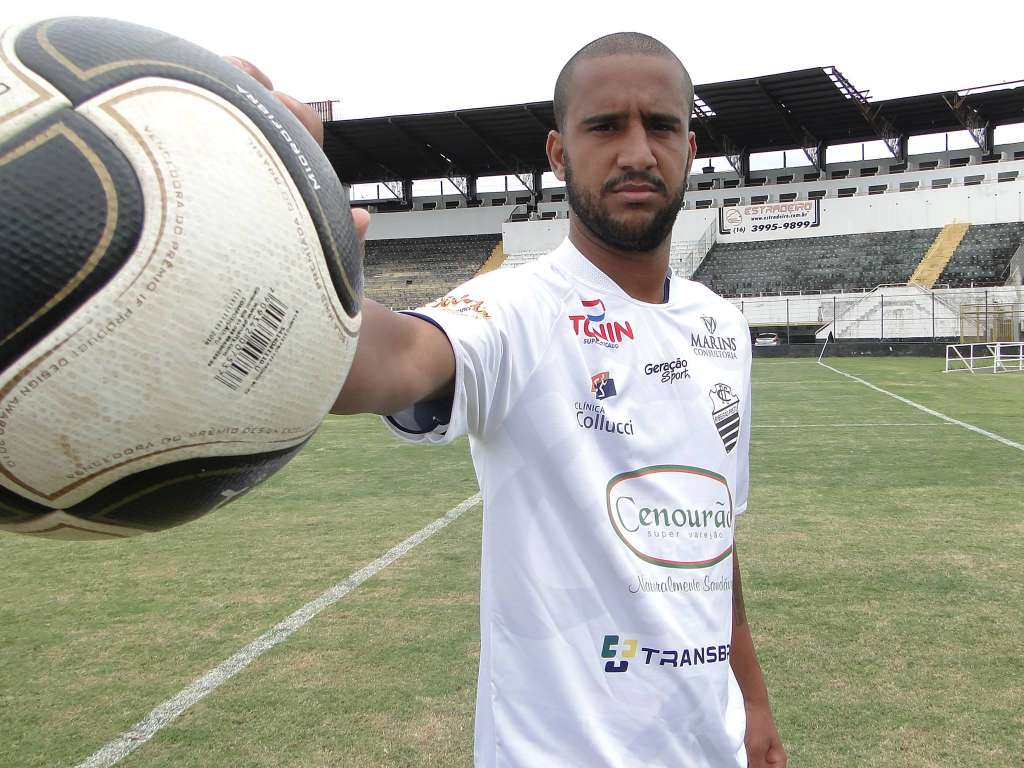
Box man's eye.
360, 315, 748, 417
590, 123, 614, 132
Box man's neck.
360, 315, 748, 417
568, 218, 671, 304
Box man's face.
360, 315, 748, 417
547, 53, 696, 252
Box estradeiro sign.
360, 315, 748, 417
718, 199, 820, 237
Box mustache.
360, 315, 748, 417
602, 172, 667, 195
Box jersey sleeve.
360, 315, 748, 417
382, 274, 548, 445
733, 324, 753, 515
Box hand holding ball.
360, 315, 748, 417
0, 18, 362, 538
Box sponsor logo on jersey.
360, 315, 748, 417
691, 315, 737, 359
628, 572, 732, 595
591, 371, 617, 400
709, 383, 741, 453
574, 401, 635, 436
427, 293, 491, 319
568, 298, 635, 348
606, 465, 734, 569
643, 356, 690, 384
601, 634, 731, 673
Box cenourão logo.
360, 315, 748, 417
601, 634, 731, 673
691, 315, 737, 359
606, 465, 734, 568
569, 298, 634, 348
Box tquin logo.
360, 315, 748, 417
568, 298, 635, 348
606, 465, 734, 569
601, 634, 731, 673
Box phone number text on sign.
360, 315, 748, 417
718, 200, 821, 237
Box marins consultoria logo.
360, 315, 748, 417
691, 315, 737, 359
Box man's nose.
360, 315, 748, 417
616, 122, 656, 171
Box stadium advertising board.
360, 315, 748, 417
717, 199, 821, 239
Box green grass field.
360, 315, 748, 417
2, 356, 1022, 767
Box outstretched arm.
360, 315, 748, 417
730, 545, 787, 768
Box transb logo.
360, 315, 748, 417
601, 634, 638, 673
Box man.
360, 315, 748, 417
247, 31, 786, 768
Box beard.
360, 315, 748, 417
564, 154, 687, 253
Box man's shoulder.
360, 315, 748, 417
678, 278, 746, 323
420, 259, 571, 326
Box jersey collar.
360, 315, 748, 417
548, 238, 674, 306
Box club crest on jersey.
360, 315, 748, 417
569, 298, 634, 349
591, 371, 617, 400
709, 383, 741, 453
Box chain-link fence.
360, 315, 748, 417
730, 285, 1024, 341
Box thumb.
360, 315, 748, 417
351, 207, 371, 242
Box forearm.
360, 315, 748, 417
730, 547, 771, 707
331, 299, 455, 416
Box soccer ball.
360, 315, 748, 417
0, 18, 362, 539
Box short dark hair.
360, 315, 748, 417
553, 32, 694, 132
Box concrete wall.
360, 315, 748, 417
365, 205, 516, 240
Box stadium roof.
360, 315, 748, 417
322, 67, 1024, 185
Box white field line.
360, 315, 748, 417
73, 493, 483, 768
755, 422, 948, 428
817, 361, 1024, 452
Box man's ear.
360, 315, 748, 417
546, 130, 566, 181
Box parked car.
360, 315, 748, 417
754, 332, 782, 346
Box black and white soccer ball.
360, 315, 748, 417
0, 17, 362, 539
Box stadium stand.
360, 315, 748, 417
323, 68, 1024, 339
908, 224, 970, 288
937, 222, 1024, 287
691, 229, 942, 296
363, 234, 501, 309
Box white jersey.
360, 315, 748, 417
384, 238, 752, 768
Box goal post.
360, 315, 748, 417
945, 342, 1024, 373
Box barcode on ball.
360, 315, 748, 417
215, 292, 288, 391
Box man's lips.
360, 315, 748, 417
610, 184, 660, 201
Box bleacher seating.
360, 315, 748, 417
692, 229, 941, 296
363, 234, 501, 309
937, 222, 1024, 287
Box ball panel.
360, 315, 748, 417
0, 23, 69, 143
0, 108, 144, 372
0, 440, 306, 539
0, 78, 357, 509
14, 17, 362, 317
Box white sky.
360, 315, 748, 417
11, 0, 1024, 194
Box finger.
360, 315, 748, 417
351, 207, 371, 242
274, 90, 324, 146
223, 56, 274, 90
